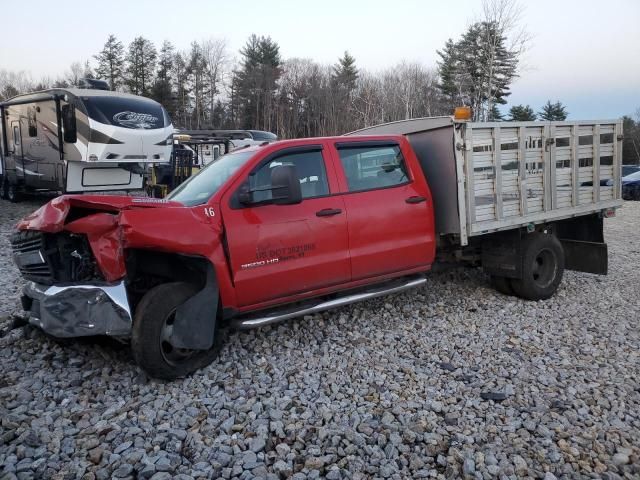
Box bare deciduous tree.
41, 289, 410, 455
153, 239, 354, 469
478, 0, 531, 120
201, 38, 228, 125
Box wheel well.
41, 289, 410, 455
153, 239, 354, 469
125, 249, 210, 312
478, 213, 606, 278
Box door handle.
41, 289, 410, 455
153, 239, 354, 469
316, 208, 342, 217
405, 196, 426, 204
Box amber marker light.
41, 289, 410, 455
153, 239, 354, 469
454, 106, 472, 121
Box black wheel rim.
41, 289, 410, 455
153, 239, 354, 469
160, 309, 197, 366
531, 248, 557, 289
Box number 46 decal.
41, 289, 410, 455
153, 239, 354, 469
203, 207, 216, 217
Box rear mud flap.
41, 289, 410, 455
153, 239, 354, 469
560, 239, 608, 275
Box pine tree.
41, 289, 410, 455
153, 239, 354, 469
437, 21, 518, 121
125, 37, 157, 96
508, 104, 536, 121
436, 39, 466, 107
538, 100, 568, 121
489, 104, 504, 121
235, 34, 282, 130
330, 51, 359, 133
332, 51, 358, 91
94, 34, 125, 90
211, 100, 227, 128
151, 41, 175, 118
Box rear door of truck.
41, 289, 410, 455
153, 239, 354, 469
329, 138, 436, 280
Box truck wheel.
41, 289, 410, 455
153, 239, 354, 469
131, 282, 222, 379
511, 233, 564, 301
0, 177, 8, 200
6, 182, 20, 203
491, 275, 514, 296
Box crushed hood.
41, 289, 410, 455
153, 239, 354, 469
14, 195, 221, 283
16, 195, 183, 232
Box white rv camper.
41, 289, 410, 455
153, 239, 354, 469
0, 82, 172, 201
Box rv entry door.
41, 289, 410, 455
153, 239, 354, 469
9, 120, 26, 183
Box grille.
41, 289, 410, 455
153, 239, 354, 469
11, 230, 104, 285
11, 230, 54, 283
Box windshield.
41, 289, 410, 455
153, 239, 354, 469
81, 96, 171, 129
623, 170, 640, 181
167, 150, 254, 206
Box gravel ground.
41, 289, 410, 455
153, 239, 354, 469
0, 197, 639, 480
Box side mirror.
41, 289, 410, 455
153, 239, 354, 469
238, 182, 253, 205
270, 165, 302, 205
61, 104, 77, 143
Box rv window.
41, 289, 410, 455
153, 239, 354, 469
82, 96, 170, 130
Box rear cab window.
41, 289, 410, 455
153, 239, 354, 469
336, 143, 410, 192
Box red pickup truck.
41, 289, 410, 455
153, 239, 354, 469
10, 117, 623, 378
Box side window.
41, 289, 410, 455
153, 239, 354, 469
337, 144, 409, 192
13, 126, 20, 146
250, 149, 329, 203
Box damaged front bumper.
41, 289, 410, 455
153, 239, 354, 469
21, 281, 132, 338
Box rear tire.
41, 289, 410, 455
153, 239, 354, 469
0, 176, 8, 200
491, 275, 515, 296
131, 282, 222, 380
6, 181, 20, 203
511, 233, 565, 300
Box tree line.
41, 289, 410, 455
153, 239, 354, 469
0, 1, 558, 133
622, 113, 640, 166
0, 0, 636, 164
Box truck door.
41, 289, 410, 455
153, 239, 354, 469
221, 144, 350, 307
330, 140, 436, 280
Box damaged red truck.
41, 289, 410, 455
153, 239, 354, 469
10, 117, 623, 378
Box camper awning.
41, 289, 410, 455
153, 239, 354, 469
0, 92, 60, 107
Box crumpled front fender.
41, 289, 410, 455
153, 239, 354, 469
65, 213, 126, 282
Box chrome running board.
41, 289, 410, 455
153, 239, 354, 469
231, 275, 426, 329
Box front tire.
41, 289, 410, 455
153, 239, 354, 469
511, 233, 565, 300
131, 282, 222, 379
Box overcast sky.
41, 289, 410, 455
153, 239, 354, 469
1, 0, 638, 119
